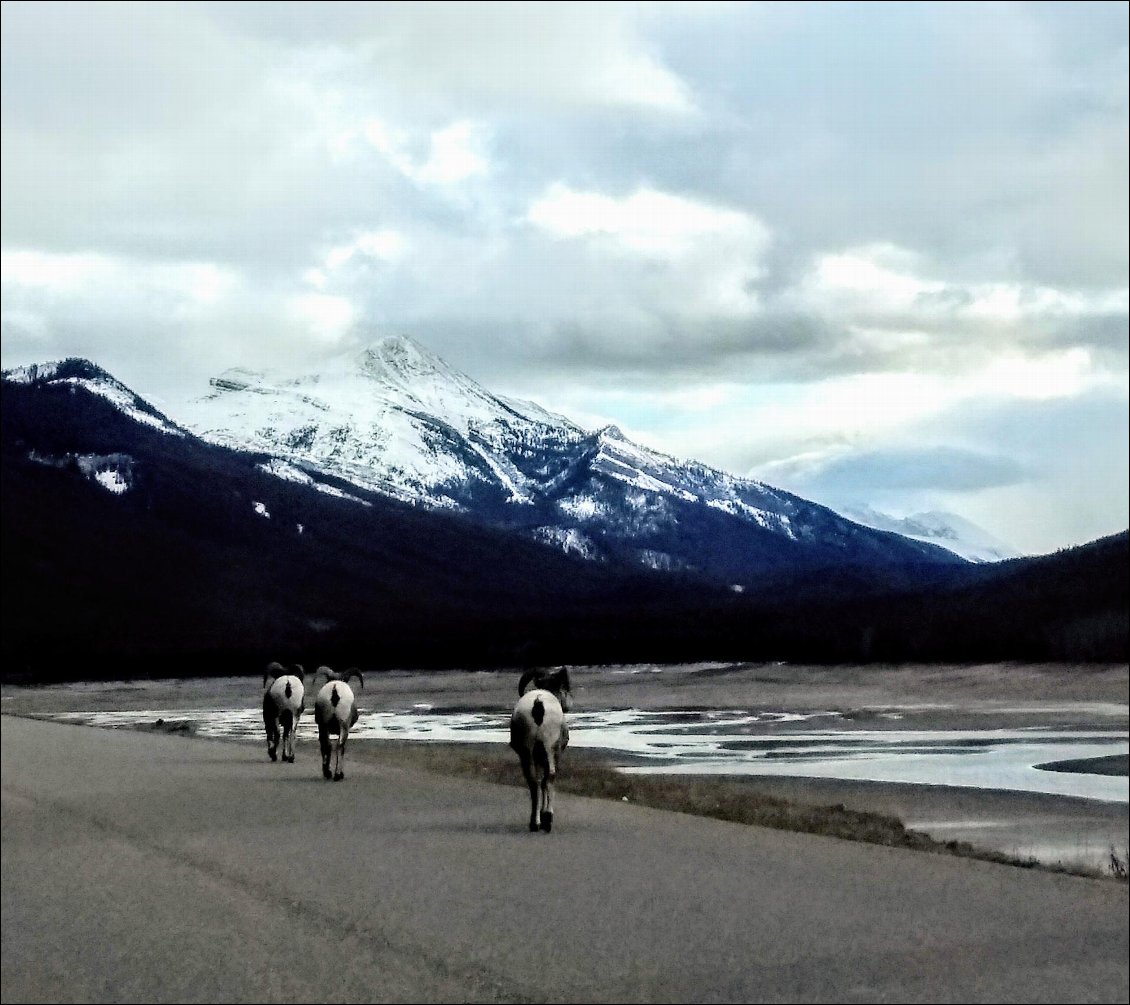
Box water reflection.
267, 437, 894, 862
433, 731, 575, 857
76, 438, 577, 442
42, 705, 1128, 803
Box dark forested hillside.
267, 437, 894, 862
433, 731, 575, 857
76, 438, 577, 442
726, 531, 1129, 664
444, 531, 1128, 667
2, 365, 1126, 679
0, 367, 723, 678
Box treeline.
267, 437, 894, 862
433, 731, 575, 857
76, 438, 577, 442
3, 372, 1126, 681
5, 531, 1125, 682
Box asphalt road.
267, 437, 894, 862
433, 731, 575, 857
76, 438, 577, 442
2, 715, 1127, 1003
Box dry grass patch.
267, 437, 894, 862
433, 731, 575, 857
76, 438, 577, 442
352, 740, 1122, 879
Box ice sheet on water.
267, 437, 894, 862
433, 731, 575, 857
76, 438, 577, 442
38, 705, 1129, 803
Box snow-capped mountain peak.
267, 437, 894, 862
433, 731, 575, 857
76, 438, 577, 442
202, 336, 573, 438
4, 342, 969, 581
352, 335, 506, 423
355, 333, 465, 389
172, 337, 964, 578
180, 336, 588, 509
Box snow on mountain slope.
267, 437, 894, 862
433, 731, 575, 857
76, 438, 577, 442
177, 335, 964, 578
3, 358, 187, 439
182, 337, 589, 509
837, 505, 1021, 563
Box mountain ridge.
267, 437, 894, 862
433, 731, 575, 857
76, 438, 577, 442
174, 335, 965, 580
1, 359, 731, 673
2, 356, 1125, 672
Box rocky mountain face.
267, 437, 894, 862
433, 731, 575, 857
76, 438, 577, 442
180, 335, 964, 582
0, 357, 712, 670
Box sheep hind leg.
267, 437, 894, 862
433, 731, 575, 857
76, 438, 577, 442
318, 726, 333, 779
280, 710, 295, 763
333, 727, 348, 781
533, 742, 555, 832
540, 749, 556, 833
517, 749, 540, 831
263, 700, 279, 761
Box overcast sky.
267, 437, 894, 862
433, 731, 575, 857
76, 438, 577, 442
2, 1, 1127, 554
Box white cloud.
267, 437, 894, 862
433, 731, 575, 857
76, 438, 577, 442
793, 243, 1128, 357
290, 292, 354, 343
527, 184, 766, 259
812, 245, 945, 308
2, 1, 1126, 555
414, 121, 489, 185
2, 251, 117, 288
963, 283, 1128, 321
2, 250, 239, 305
522, 184, 771, 319
357, 118, 489, 187
973, 348, 1101, 401
324, 229, 406, 271
349, 4, 697, 115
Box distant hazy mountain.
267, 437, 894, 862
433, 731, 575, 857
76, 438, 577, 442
836, 505, 1021, 563
180, 335, 963, 582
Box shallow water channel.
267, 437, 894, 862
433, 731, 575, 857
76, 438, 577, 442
44, 704, 1129, 804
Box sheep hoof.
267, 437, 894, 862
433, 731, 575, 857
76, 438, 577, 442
529, 820, 540, 832
540, 812, 554, 833
268, 750, 278, 762
322, 767, 332, 779
284, 754, 294, 763
333, 771, 345, 781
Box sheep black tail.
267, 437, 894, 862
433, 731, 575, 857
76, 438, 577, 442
532, 697, 545, 726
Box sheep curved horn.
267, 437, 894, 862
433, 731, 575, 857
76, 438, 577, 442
344, 667, 364, 689
551, 667, 573, 712
263, 661, 286, 688
291, 663, 306, 682
312, 666, 334, 689
519, 669, 551, 691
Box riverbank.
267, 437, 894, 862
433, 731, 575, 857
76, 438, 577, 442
3, 662, 1126, 872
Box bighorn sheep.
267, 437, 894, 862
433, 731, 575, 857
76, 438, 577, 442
510, 667, 572, 833
262, 662, 306, 763
312, 667, 364, 781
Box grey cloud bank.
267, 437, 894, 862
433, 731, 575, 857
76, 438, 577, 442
2, 1, 1127, 555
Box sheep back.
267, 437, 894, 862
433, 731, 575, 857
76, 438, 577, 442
267, 674, 305, 713
510, 689, 565, 747
314, 681, 359, 733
